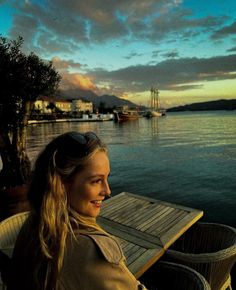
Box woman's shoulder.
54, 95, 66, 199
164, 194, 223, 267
69, 231, 125, 265
86, 234, 124, 264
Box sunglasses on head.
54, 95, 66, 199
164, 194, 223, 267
52, 131, 101, 169
68, 131, 99, 145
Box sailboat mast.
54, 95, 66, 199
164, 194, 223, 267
154, 88, 157, 110
150, 86, 161, 111
152, 87, 159, 110
147, 85, 165, 117
150, 87, 154, 110
156, 88, 159, 110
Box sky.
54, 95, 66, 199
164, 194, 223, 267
0, 0, 236, 108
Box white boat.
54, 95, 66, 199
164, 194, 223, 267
150, 110, 163, 117
145, 87, 166, 118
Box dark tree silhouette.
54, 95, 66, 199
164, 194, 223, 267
0, 36, 61, 188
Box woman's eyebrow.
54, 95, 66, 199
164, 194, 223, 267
90, 174, 103, 178
87, 174, 104, 179
88, 173, 110, 179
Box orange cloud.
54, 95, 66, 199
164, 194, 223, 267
120, 93, 129, 99
60, 73, 97, 91
52, 56, 81, 72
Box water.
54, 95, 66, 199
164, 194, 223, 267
26, 111, 236, 227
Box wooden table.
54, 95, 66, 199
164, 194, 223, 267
97, 192, 203, 278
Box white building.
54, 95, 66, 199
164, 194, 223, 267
34, 97, 51, 113
55, 100, 71, 112
72, 99, 93, 113
34, 97, 72, 113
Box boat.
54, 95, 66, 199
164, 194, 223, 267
113, 106, 139, 122
145, 110, 162, 118
145, 87, 166, 118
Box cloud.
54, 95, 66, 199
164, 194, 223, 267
137, 9, 225, 42
124, 52, 144, 59
89, 54, 236, 92
10, 13, 39, 51
227, 46, 236, 52
169, 84, 203, 91
60, 72, 97, 92
10, 1, 88, 53
8, 0, 224, 54
5, 0, 235, 103
211, 21, 236, 40
162, 51, 179, 58
52, 57, 81, 72
152, 50, 161, 58
35, 33, 80, 56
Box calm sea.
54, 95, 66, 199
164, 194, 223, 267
26, 111, 236, 228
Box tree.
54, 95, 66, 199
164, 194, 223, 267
46, 102, 63, 117
0, 36, 61, 188
98, 101, 106, 113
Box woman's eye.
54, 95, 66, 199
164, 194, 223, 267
92, 179, 102, 184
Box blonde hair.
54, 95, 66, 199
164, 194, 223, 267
27, 131, 107, 290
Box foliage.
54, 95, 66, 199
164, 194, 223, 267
97, 101, 115, 113
0, 36, 61, 187
46, 102, 62, 113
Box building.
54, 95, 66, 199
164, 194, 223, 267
33, 97, 93, 117
34, 96, 51, 114
33, 96, 72, 114
54, 99, 71, 112
72, 99, 93, 113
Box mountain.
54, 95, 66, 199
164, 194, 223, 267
167, 99, 236, 112
91, 94, 138, 108
59, 88, 97, 100
59, 89, 139, 108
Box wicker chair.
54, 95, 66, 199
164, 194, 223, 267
0, 212, 29, 290
140, 260, 211, 290
163, 222, 236, 290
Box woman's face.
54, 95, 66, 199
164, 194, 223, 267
66, 151, 111, 218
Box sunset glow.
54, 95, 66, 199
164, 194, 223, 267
0, 0, 235, 107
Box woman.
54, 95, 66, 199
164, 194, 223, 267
8, 131, 147, 290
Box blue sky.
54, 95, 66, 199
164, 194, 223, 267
0, 0, 236, 107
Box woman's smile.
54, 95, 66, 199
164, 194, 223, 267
66, 151, 111, 217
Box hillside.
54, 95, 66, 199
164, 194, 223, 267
167, 99, 236, 112
59, 89, 138, 108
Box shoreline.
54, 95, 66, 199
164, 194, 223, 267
28, 114, 114, 125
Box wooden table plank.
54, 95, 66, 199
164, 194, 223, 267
126, 204, 169, 228
101, 195, 134, 215
109, 235, 164, 278
127, 247, 147, 265
98, 192, 203, 278
97, 216, 162, 247
150, 209, 182, 235
128, 248, 164, 278
125, 204, 165, 226
111, 199, 145, 222
160, 211, 203, 249
137, 206, 172, 231
157, 211, 188, 235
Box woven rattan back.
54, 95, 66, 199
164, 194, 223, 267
165, 222, 236, 290
0, 212, 29, 290
140, 260, 211, 290
0, 212, 29, 257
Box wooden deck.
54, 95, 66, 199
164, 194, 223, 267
97, 192, 203, 278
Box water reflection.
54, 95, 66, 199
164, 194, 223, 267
1, 111, 236, 227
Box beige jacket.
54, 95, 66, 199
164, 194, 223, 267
9, 215, 147, 290
59, 228, 147, 290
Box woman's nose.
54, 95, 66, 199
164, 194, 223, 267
101, 180, 111, 196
